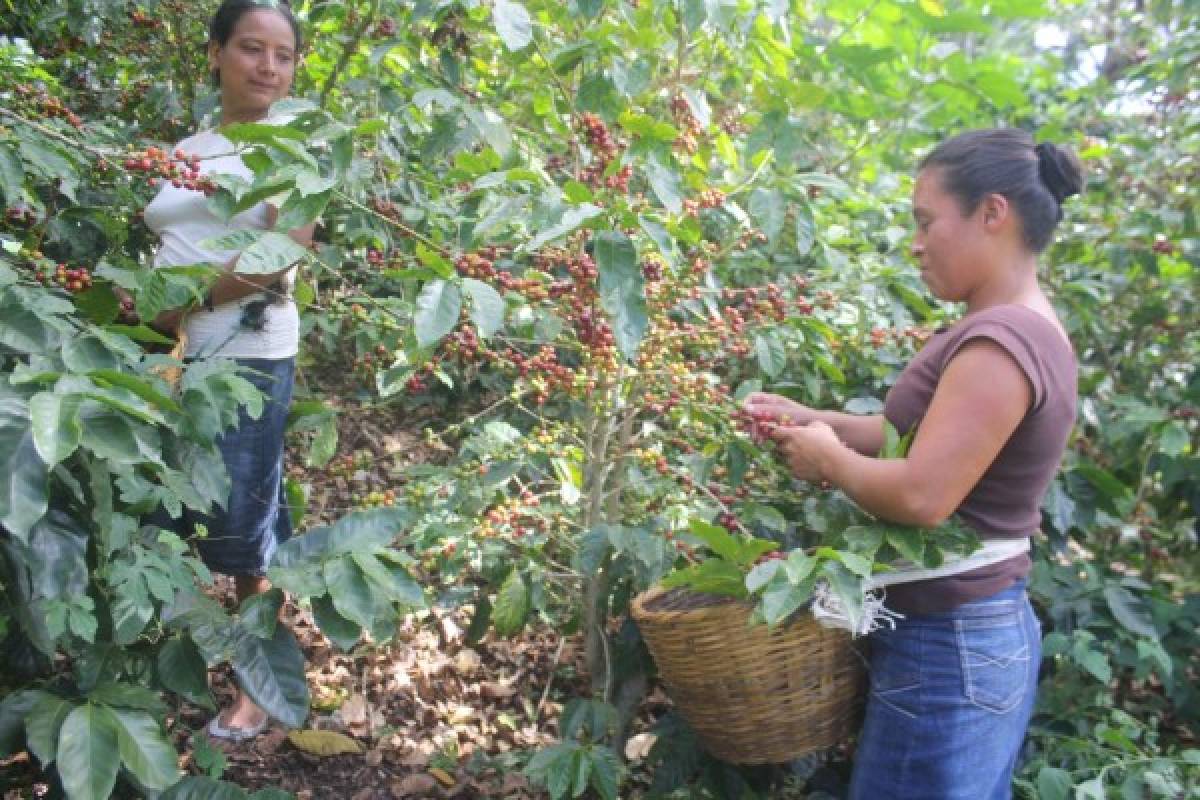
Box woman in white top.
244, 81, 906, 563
144, 0, 313, 741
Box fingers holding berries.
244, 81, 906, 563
765, 421, 841, 484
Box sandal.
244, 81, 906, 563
206, 713, 269, 742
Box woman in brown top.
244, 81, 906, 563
745, 129, 1082, 799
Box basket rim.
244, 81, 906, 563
631, 584, 818, 628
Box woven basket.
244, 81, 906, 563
149, 324, 188, 390
631, 585, 865, 765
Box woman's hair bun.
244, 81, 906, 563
1034, 142, 1084, 204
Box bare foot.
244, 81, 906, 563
218, 690, 268, 732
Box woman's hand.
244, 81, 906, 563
743, 392, 813, 424
765, 421, 844, 482
743, 392, 820, 444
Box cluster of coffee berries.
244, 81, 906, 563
33, 261, 93, 293
641, 255, 665, 282
577, 113, 630, 190
373, 17, 397, 37
671, 94, 703, 155
4, 206, 37, 226
12, 84, 82, 128
123, 147, 215, 195
330, 450, 373, 477
1151, 237, 1175, 255
352, 343, 390, 381
128, 7, 161, 28
478, 492, 550, 539
357, 488, 398, 508
683, 188, 725, 217
868, 325, 932, 348
456, 251, 497, 279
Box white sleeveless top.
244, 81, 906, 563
144, 128, 298, 359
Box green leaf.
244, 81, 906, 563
275, 189, 331, 232
493, 570, 530, 636
659, 559, 746, 598
748, 188, 785, 244
525, 741, 579, 799
745, 559, 782, 593
232, 626, 310, 729
594, 230, 647, 360
0, 690, 42, 758
56, 703, 121, 800
0, 143, 23, 205
524, 204, 603, 252
886, 527, 925, 564
645, 160, 683, 215
588, 745, 622, 800
1035, 766, 1073, 800
162, 776, 249, 800
239, 588, 285, 639
1076, 648, 1112, 685
25, 692, 73, 766
157, 637, 215, 709
686, 518, 741, 560
759, 569, 816, 626
0, 405, 49, 543
463, 278, 505, 338
823, 562, 865, 633
311, 593, 362, 651
29, 392, 82, 467
109, 708, 180, 790
794, 201, 815, 256
308, 412, 337, 469
1103, 585, 1157, 638
493, 0, 533, 50
414, 279, 463, 348
203, 231, 308, 275
324, 554, 378, 631
754, 331, 786, 378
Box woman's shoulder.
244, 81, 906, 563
173, 128, 230, 156
955, 304, 1072, 352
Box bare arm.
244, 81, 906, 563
768, 339, 1032, 527
743, 392, 885, 455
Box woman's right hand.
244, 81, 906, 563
742, 392, 815, 426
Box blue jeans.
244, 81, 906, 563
191, 357, 295, 577
848, 580, 1040, 800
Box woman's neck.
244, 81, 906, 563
964, 257, 1043, 314
219, 105, 270, 126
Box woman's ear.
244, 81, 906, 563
980, 192, 1011, 231
207, 40, 220, 74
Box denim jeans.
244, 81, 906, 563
848, 579, 1040, 800
190, 357, 295, 577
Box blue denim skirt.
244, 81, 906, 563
189, 357, 295, 577
848, 579, 1041, 800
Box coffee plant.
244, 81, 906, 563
1, 0, 1197, 797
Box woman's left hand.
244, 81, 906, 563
765, 420, 843, 483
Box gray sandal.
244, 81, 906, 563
206, 713, 269, 742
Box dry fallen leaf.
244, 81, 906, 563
624, 732, 657, 761
287, 729, 364, 756
429, 766, 456, 787
480, 681, 517, 702
453, 648, 482, 675
391, 773, 437, 797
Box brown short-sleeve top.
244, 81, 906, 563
881, 304, 1078, 614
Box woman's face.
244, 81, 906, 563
209, 9, 297, 122
910, 168, 989, 303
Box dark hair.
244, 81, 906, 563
209, 0, 303, 85
919, 129, 1084, 253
